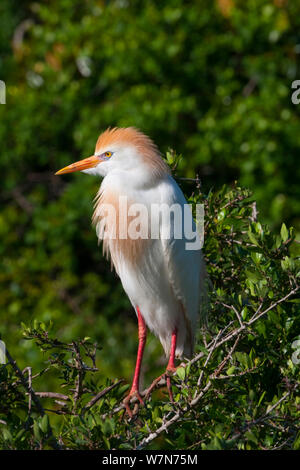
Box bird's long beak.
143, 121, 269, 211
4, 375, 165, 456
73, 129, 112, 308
55, 155, 99, 175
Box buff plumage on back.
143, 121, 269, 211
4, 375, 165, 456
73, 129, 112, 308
95, 127, 170, 180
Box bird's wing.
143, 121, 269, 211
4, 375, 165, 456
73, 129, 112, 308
158, 176, 203, 355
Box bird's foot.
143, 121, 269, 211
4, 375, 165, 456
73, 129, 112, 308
123, 388, 144, 418
144, 373, 165, 399
145, 366, 177, 402
166, 366, 177, 402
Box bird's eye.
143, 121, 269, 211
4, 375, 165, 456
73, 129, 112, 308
105, 151, 112, 158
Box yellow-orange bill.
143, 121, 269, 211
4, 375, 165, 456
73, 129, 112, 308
55, 155, 99, 175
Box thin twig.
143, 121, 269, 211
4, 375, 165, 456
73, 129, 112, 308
5, 347, 62, 450
31, 392, 70, 401
72, 341, 84, 408
195, 329, 222, 392
82, 379, 124, 412
22, 367, 32, 414
229, 391, 293, 442
6, 349, 44, 416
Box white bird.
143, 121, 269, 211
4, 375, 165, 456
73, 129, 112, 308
56, 127, 206, 416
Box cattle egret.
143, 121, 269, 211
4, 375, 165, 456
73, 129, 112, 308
56, 127, 206, 416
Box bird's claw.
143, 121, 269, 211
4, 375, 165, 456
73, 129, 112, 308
123, 389, 144, 418
145, 366, 177, 402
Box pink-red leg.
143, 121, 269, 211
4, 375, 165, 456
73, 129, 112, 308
167, 328, 177, 371
146, 328, 178, 401
123, 306, 147, 417
166, 328, 177, 401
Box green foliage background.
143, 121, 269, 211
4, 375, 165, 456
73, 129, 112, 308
0, 0, 299, 450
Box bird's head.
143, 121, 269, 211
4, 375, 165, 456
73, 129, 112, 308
55, 127, 170, 183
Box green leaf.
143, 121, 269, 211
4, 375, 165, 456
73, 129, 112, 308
293, 432, 300, 450
2, 427, 13, 442
33, 420, 41, 441
235, 352, 249, 368
226, 366, 236, 375
176, 367, 186, 380
280, 223, 289, 242
39, 414, 49, 434
245, 430, 258, 444
245, 269, 261, 283
101, 418, 115, 436
102, 436, 111, 450
257, 391, 266, 407
248, 229, 260, 246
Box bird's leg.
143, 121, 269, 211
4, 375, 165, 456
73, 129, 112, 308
123, 306, 147, 417
165, 328, 177, 402
145, 328, 178, 402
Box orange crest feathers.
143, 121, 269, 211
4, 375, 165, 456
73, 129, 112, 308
95, 127, 170, 179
